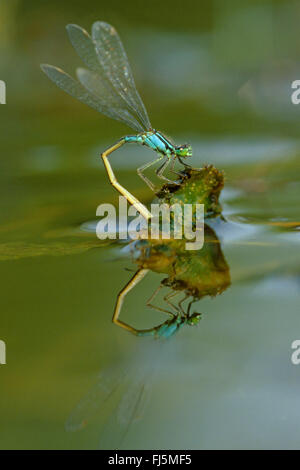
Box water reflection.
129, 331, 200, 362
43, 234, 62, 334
66, 223, 231, 448
114, 224, 230, 337
112, 164, 229, 336
66, 165, 231, 448
66, 340, 163, 449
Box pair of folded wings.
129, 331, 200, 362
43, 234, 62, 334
41, 21, 151, 133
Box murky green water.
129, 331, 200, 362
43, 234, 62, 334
1, 127, 299, 449
1, 0, 300, 450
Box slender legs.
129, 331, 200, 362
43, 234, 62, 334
101, 140, 152, 220
137, 155, 179, 190
113, 268, 150, 335
164, 290, 182, 313
137, 155, 165, 192
156, 156, 180, 185
156, 157, 171, 183
112, 269, 198, 335
102, 140, 182, 217
169, 156, 183, 177
101, 139, 186, 219
178, 156, 192, 168
113, 270, 179, 335
146, 285, 176, 317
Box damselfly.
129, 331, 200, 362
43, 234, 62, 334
41, 21, 192, 220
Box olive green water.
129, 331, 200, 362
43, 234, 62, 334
1, 0, 300, 450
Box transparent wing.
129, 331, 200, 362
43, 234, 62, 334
97, 343, 161, 449
66, 23, 139, 124
76, 67, 143, 132
66, 24, 105, 75
91, 21, 152, 131
41, 64, 144, 132
98, 371, 151, 450
65, 342, 160, 448
65, 365, 127, 432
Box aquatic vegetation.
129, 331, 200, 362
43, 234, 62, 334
156, 165, 224, 220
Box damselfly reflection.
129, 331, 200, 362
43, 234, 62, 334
66, 342, 161, 449
66, 223, 230, 447
114, 224, 230, 336
41, 21, 192, 220
66, 166, 229, 446
112, 165, 228, 335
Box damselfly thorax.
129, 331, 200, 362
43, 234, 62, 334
41, 22, 192, 220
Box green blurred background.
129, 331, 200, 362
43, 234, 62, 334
1, 0, 300, 449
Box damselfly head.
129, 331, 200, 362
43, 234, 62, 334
175, 144, 192, 158
186, 312, 201, 326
